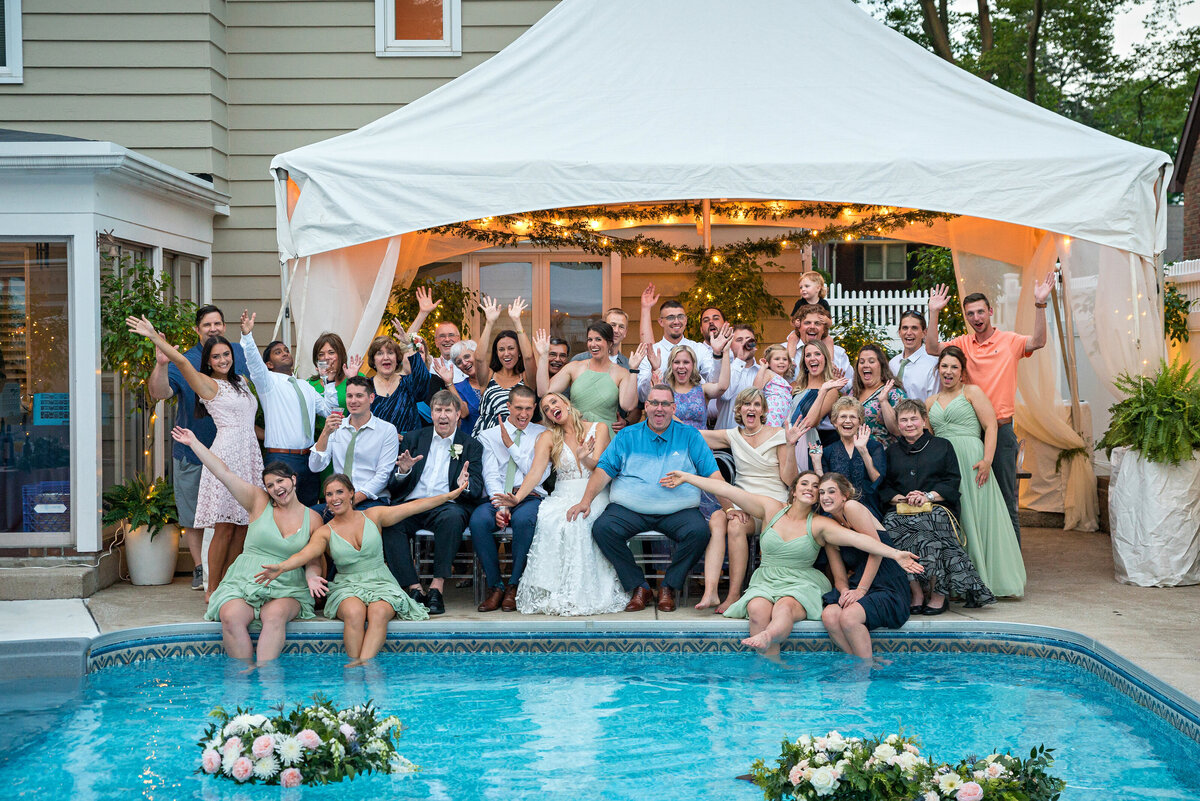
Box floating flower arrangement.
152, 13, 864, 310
196, 695, 416, 786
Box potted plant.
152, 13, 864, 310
1098, 359, 1200, 586
102, 475, 181, 585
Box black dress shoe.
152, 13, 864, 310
407, 587, 429, 606
922, 601, 947, 616
426, 588, 446, 615
909, 603, 926, 615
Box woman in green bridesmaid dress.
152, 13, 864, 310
660, 470, 923, 656
534, 322, 637, 432
172, 427, 326, 668
256, 467, 469, 666
925, 346, 1026, 598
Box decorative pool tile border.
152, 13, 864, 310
86, 627, 1200, 746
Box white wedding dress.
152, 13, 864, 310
516, 423, 631, 616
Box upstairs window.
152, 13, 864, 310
376, 0, 461, 57
1, 0, 23, 84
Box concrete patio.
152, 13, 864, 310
5, 526, 1178, 701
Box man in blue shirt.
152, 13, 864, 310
568, 384, 721, 612
147, 304, 247, 591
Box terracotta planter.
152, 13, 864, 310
125, 523, 181, 586
1109, 447, 1200, 587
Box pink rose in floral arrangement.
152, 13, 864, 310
788, 764, 805, 785
296, 729, 322, 750
984, 762, 1005, 779
957, 781, 984, 801
252, 735, 275, 759
222, 736, 243, 756
231, 756, 254, 783
339, 723, 357, 742
280, 767, 303, 788
200, 749, 221, 774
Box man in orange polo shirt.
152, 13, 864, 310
925, 274, 1054, 544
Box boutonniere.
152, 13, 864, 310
450, 444, 464, 460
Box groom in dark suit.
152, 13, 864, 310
383, 389, 484, 614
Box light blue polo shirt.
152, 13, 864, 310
596, 420, 719, 515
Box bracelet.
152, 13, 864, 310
1035, 301, 1047, 308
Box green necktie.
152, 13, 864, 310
287, 376, 312, 442
503, 428, 524, 493
897, 358, 910, 383
343, 427, 361, 479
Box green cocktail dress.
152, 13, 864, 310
205, 508, 316, 621
570, 369, 621, 430
724, 508, 832, 620
324, 513, 429, 621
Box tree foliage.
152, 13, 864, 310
678, 256, 786, 340
909, 246, 966, 339
860, 0, 1200, 159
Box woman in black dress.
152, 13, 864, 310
817, 472, 910, 660
881, 399, 995, 614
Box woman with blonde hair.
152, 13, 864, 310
693, 387, 809, 613
788, 340, 847, 467
634, 339, 731, 431
499, 392, 629, 615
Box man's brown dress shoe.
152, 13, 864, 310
624, 586, 655, 612
477, 587, 504, 612
501, 584, 519, 612
657, 584, 677, 612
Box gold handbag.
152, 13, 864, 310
896, 501, 934, 515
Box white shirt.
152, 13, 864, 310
713, 357, 760, 430
637, 336, 716, 400
409, 430, 455, 500
889, 346, 940, 403
308, 414, 399, 500
478, 420, 549, 498
241, 332, 336, 449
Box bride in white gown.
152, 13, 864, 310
505, 392, 630, 615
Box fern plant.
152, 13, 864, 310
910, 246, 965, 339
1098, 360, 1200, 465
102, 475, 178, 538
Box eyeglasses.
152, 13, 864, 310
645, 399, 675, 407
661, 314, 687, 322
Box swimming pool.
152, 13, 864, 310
4, 627, 1199, 799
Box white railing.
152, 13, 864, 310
826, 285, 929, 348
1166, 260, 1200, 330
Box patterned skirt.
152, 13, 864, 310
883, 506, 996, 608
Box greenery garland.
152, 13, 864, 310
427, 201, 955, 268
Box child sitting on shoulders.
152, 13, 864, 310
790, 270, 833, 319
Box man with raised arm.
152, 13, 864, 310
308, 376, 399, 511
238, 311, 337, 505
568, 384, 722, 613
147, 304, 247, 592
385, 389, 485, 615
636, 283, 716, 400
888, 310, 940, 404
924, 274, 1054, 544
712, 324, 760, 430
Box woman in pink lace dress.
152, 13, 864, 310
127, 316, 263, 598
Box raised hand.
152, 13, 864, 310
307, 573, 328, 599
821, 376, 848, 393
647, 345, 661, 371
480, 296, 502, 323
415, 285, 441, 314
155, 346, 170, 366
881, 379, 895, 399
973, 457, 992, 487
323, 410, 344, 435
928, 283, 952, 314
507, 296, 528, 325
240, 309, 255, 336
533, 328, 551, 356
125, 315, 161, 341
659, 470, 691, 489
455, 461, 470, 492
641, 282, 660, 311
344, 354, 364, 379
394, 449, 424, 474
498, 414, 513, 448
391, 317, 406, 336
574, 436, 595, 464
170, 426, 196, 447
431, 357, 453, 382
629, 342, 649, 370
1033, 270, 1056, 305
786, 418, 811, 446
853, 424, 871, 449
710, 323, 733, 353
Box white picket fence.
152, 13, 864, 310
1167, 259, 1200, 297
826, 285, 929, 349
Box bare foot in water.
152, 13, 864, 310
345, 659, 367, 668
694, 592, 720, 610
741, 632, 772, 651
239, 663, 258, 675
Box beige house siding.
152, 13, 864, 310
219, 0, 562, 336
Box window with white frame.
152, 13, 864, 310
404, 252, 610, 356
1, 0, 23, 84
375, 0, 461, 57
864, 243, 908, 282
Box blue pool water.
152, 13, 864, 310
3, 648, 1199, 800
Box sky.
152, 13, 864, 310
1114, 1, 1200, 53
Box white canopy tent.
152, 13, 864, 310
270, 0, 1173, 530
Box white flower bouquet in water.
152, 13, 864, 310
748, 730, 1064, 800
196, 694, 417, 786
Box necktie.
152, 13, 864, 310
897, 358, 910, 383
503, 428, 524, 493
343, 427, 361, 479
287, 377, 312, 442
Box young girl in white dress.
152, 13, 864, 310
503, 393, 630, 615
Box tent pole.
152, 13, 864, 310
702, 198, 712, 253
1051, 268, 1085, 440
